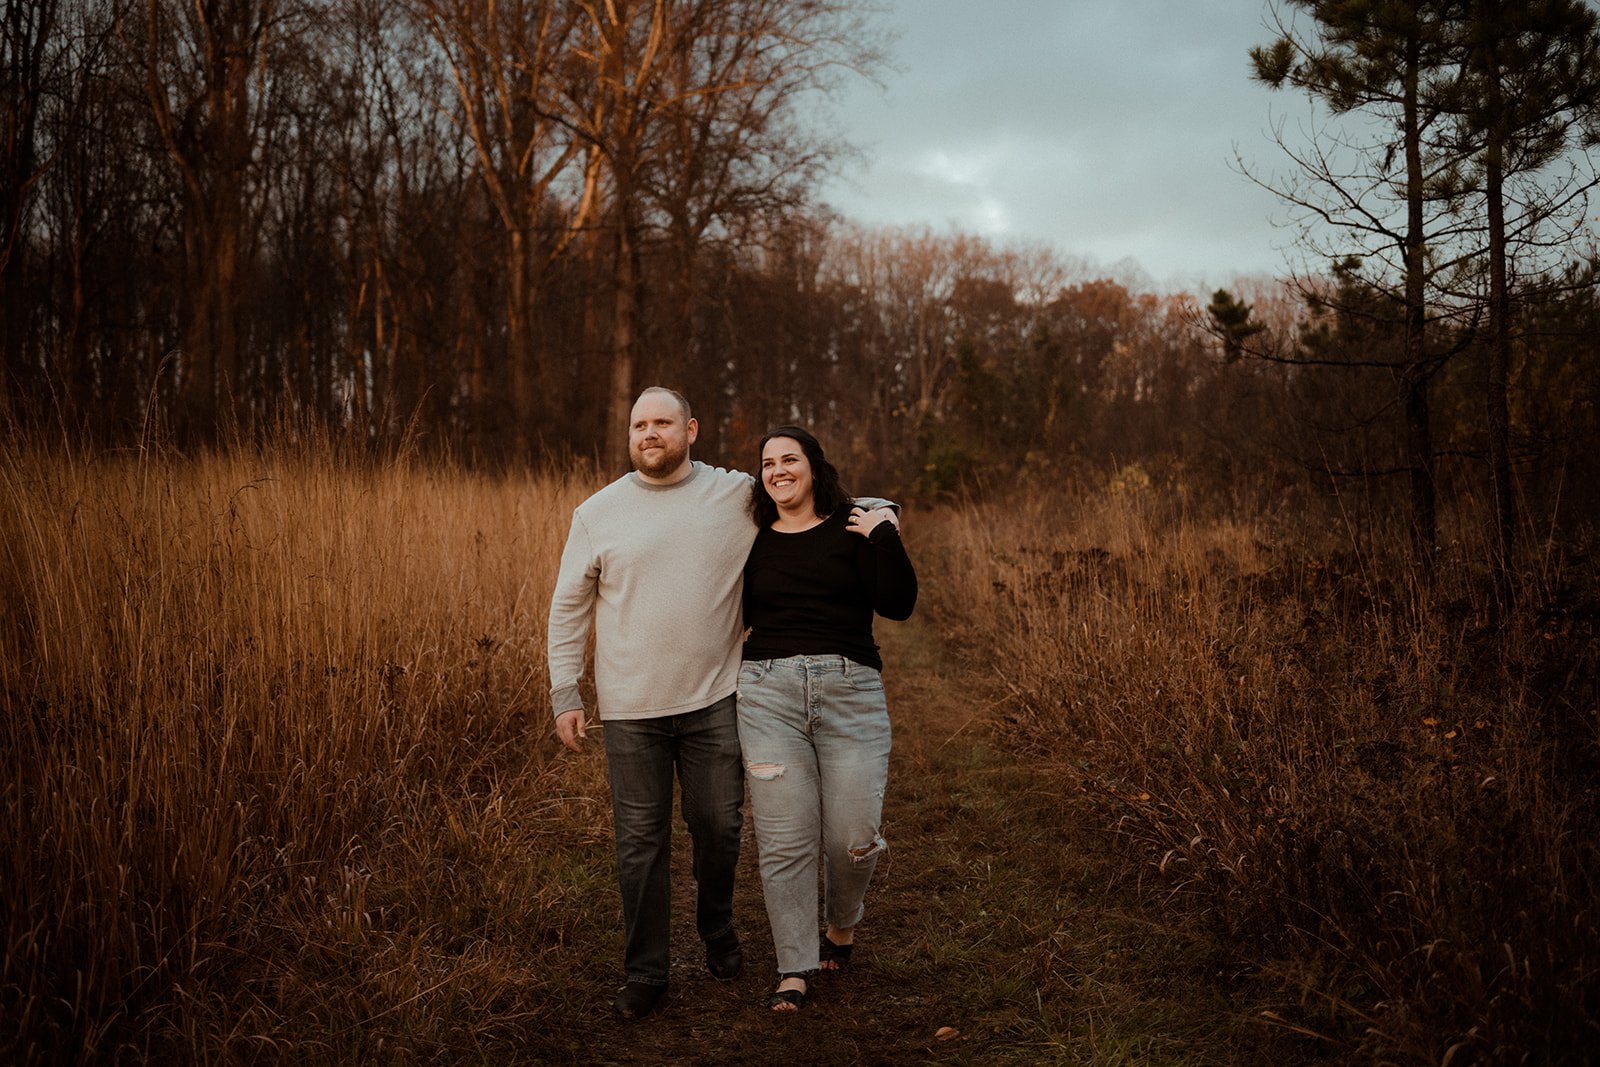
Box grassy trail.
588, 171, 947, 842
543, 614, 1323, 1065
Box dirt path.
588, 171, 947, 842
536, 614, 1317, 1065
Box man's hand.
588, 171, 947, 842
846, 505, 899, 539
555, 709, 588, 752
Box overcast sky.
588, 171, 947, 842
818, 0, 1298, 293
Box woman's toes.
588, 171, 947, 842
768, 977, 807, 1012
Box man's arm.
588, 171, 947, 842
547, 511, 599, 751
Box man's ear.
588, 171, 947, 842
686, 417, 699, 444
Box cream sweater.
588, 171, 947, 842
546, 462, 757, 721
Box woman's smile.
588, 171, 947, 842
761, 436, 815, 511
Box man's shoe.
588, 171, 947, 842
705, 930, 743, 981
612, 981, 667, 1021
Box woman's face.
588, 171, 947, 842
760, 436, 814, 512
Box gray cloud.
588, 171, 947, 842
820, 0, 1296, 291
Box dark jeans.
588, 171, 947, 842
602, 694, 744, 985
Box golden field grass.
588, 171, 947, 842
921, 483, 1599, 1062
3, 439, 1595, 1063
1, 438, 617, 1061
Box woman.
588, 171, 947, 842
735, 425, 918, 1012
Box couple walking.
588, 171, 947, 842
546, 386, 918, 1018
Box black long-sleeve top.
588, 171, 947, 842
741, 504, 918, 671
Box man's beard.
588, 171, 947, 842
630, 437, 688, 477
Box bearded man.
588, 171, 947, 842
546, 386, 754, 1020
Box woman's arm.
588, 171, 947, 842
849, 506, 917, 620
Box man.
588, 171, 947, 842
546, 387, 756, 1021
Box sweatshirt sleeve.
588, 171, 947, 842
546, 510, 599, 717
865, 522, 918, 621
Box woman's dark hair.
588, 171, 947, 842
750, 424, 851, 527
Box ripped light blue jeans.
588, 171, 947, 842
735, 655, 891, 976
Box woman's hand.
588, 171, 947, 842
846, 505, 899, 538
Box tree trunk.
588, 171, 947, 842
1402, 32, 1436, 576
506, 227, 532, 458
178, 218, 216, 440
1486, 148, 1514, 606
178, 197, 242, 444
1, 0, 56, 427
606, 207, 639, 474
0, 251, 21, 424
1482, 14, 1516, 610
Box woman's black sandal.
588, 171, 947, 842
768, 974, 809, 1012
819, 933, 854, 970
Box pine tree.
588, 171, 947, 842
1251, 0, 1465, 570
1439, 0, 1600, 607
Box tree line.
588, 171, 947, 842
3, 0, 1597, 570
1, 0, 880, 468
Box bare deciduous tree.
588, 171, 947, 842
414, 0, 591, 454
132, 0, 283, 439
1, 0, 62, 418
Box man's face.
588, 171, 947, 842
628, 392, 696, 479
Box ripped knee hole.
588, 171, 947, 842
847, 836, 887, 861
746, 761, 785, 781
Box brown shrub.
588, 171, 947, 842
921, 484, 1600, 1063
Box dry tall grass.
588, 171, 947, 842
8, 438, 1595, 1062
0, 439, 611, 1062
922, 483, 1599, 1063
